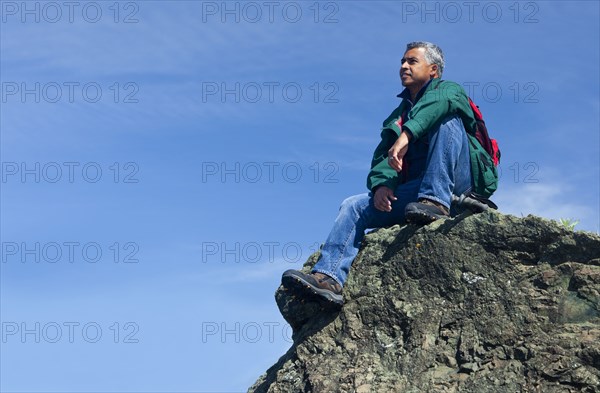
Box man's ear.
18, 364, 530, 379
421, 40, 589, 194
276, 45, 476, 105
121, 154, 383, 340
430, 64, 439, 78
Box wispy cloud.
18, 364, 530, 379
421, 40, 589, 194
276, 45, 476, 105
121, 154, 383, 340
494, 182, 598, 233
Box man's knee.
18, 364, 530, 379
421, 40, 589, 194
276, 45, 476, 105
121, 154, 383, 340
437, 115, 465, 134
427, 115, 468, 149
339, 194, 369, 213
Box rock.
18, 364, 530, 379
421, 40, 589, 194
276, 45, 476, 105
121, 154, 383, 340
248, 211, 600, 393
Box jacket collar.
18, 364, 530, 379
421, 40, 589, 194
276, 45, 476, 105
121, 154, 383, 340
396, 78, 438, 104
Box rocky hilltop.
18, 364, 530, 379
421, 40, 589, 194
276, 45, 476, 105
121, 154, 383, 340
249, 211, 600, 393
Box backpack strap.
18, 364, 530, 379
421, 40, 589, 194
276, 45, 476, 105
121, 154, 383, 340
468, 98, 500, 166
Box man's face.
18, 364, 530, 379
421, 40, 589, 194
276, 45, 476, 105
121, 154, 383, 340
400, 47, 438, 91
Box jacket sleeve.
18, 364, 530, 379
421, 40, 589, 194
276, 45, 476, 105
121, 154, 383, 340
366, 128, 400, 191
402, 81, 476, 141
366, 104, 406, 192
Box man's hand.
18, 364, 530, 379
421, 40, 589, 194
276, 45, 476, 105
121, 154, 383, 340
388, 131, 411, 172
374, 186, 397, 212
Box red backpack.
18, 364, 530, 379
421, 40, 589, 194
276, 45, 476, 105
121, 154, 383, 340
468, 98, 500, 166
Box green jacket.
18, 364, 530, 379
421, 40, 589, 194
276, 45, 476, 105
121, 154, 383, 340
366, 78, 498, 197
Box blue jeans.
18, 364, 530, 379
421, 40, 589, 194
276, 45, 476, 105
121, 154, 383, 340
312, 115, 472, 286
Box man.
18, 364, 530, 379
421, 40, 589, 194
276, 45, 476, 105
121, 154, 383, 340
281, 42, 496, 306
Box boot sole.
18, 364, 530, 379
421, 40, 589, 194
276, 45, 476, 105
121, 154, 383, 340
405, 210, 444, 225
405, 202, 448, 225
282, 272, 344, 306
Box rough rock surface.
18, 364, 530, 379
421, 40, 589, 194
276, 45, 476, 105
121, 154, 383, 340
248, 211, 600, 393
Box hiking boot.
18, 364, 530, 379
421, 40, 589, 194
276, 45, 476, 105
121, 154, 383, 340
405, 198, 450, 225
281, 270, 343, 306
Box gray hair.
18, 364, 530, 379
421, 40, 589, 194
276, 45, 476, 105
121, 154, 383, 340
406, 41, 445, 78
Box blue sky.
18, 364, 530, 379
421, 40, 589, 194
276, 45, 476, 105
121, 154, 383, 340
1, 1, 598, 392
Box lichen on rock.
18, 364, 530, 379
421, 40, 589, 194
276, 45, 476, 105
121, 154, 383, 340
249, 211, 600, 393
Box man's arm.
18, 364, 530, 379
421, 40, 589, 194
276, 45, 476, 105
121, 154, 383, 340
366, 128, 400, 192
387, 130, 411, 172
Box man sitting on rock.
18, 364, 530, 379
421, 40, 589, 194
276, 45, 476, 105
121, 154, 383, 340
282, 41, 497, 306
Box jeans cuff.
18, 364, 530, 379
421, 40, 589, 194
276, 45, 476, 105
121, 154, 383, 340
311, 268, 344, 287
